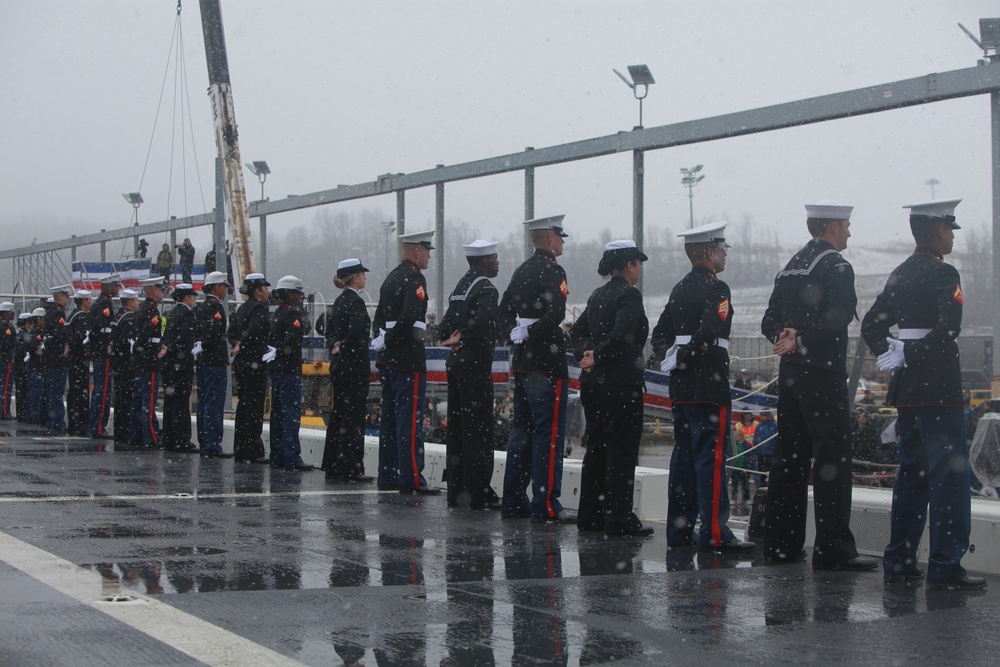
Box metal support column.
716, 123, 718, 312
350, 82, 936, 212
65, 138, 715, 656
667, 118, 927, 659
396, 190, 406, 265
214, 157, 227, 278
524, 147, 535, 260
992, 89, 1000, 397
259, 214, 267, 277
435, 172, 445, 316
100, 230, 106, 263
71, 236, 77, 263
633, 148, 644, 293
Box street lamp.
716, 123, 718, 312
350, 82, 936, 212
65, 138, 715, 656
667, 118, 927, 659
381, 220, 396, 272
680, 165, 705, 229
122, 192, 143, 257
613, 64, 655, 129
925, 178, 940, 199
245, 160, 270, 201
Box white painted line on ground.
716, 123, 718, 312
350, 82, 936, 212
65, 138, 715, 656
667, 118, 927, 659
0, 488, 393, 503
0, 530, 305, 667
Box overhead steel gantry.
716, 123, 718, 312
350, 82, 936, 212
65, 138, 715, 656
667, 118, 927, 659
3, 60, 1000, 386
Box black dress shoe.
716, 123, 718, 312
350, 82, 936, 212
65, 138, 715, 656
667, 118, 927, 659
884, 569, 924, 584
607, 524, 654, 537
927, 575, 988, 591
531, 510, 577, 524
377, 484, 399, 491
410, 486, 441, 496
235, 457, 271, 465
347, 474, 374, 483
700, 539, 756, 554
813, 556, 878, 572
288, 463, 315, 472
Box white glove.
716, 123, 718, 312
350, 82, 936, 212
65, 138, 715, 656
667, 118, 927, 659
23, 353, 29, 364
659, 344, 680, 374
876, 337, 906, 371
509, 324, 529, 345
38, 341, 45, 352
128, 338, 135, 353
82, 332, 90, 346
262, 345, 277, 363
191, 341, 203, 359
370, 328, 387, 352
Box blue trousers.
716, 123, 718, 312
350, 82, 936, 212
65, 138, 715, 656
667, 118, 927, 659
269, 371, 304, 468
1, 361, 12, 418
26, 368, 45, 423
130, 371, 161, 448
668, 402, 736, 548
377, 366, 428, 492
886, 407, 971, 583
44, 366, 68, 430
196, 365, 227, 454
87, 360, 113, 437
502, 373, 568, 519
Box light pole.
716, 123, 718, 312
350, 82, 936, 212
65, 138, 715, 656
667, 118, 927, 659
122, 192, 143, 258
381, 220, 396, 272
925, 178, 940, 199
680, 165, 705, 229
612, 64, 655, 129
245, 161, 270, 201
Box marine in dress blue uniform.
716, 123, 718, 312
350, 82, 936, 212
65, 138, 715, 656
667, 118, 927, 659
66, 290, 93, 437
862, 199, 986, 590
193, 272, 233, 458
652, 222, 755, 552
438, 240, 502, 508
86, 274, 120, 438
111, 290, 140, 447
498, 215, 574, 522
159, 283, 199, 452
25, 309, 47, 425
571, 240, 653, 536
322, 259, 373, 481
0, 303, 15, 419
761, 200, 874, 570
372, 230, 440, 495
130, 278, 168, 449
12, 312, 33, 422
42, 286, 74, 432
268, 275, 313, 471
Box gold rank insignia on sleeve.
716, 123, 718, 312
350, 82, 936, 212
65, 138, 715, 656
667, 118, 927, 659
717, 297, 730, 320
559, 279, 568, 297
416, 285, 427, 301
953, 285, 964, 304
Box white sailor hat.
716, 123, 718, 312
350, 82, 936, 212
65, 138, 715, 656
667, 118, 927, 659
903, 198, 962, 230
676, 220, 731, 247
336, 259, 370, 279
50, 284, 73, 296
461, 239, 499, 257
0, 301, 14, 312
140, 276, 167, 288
274, 275, 305, 293
804, 200, 853, 220
202, 271, 231, 289
46, 297, 55, 303
18, 312, 32, 321
120, 289, 139, 300
524, 215, 568, 237
31, 307, 47, 318
73, 289, 92, 300
172, 283, 197, 299
398, 230, 435, 249
239, 272, 270, 295
100, 274, 122, 286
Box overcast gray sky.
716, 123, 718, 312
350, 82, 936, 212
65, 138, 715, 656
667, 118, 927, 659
1, 0, 997, 260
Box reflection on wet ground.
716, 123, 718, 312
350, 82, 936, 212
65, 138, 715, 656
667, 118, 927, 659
1, 422, 999, 665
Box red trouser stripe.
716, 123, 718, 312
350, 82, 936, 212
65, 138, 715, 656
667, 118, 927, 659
410, 372, 421, 488
148, 372, 159, 444
711, 404, 727, 545
97, 360, 110, 434
546, 379, 563, 518
2, 363, 10, 414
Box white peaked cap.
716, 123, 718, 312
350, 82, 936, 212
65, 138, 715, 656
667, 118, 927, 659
804, 200, 853, 220
524, 215, 568, 237
100, 274, 122, 285
462, 240, 499, 257
275, 275, 304, 292
140, 277, 166, 287
398, 230, 435, 248
31, 308, 47, 317
73, 290, 92, 299
903, 199, 962, 218
203, 271, 230, 287
677, 220, 731, 247
50, 284, 73, 296
0, 302, 14, 312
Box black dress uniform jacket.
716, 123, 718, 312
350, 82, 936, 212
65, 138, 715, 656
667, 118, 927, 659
14, 326, 34, 368
571, 275, 648, 387
229, 300, 271, 372
42, 304, 69, 367
86, 296, 116, 361
498, 249, 569, 379
268, 303, 304, 373
192, 296, 229, 367
67, 310, 88, 358
131, 299, 163, 373
373, 260, 428, 373
652, 267, 733, 405
861, 246, 963, 407
161, 303, 197, 374
439, 269, 499, 373
0, 320, 14, 363
111, 311, 135, 372
328, 289, 371, 379
761, 239, 857, 375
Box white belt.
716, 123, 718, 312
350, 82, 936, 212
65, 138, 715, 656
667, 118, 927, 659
675, 335, 729, 350
516, 317, 540, 327
385, 320, 427, 330
150, 337, 161, 344
898, 328, 932, 340
101, 327, 113, 334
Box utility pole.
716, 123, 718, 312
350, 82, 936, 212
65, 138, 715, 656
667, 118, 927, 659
926, 178, 940, 199
680, 165, 705, 229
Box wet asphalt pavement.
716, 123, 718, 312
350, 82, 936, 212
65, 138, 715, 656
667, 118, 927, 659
1, 420, 999, 666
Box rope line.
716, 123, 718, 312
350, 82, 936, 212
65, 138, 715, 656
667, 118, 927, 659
732, 376, 778, 401
730, 353, 779, 361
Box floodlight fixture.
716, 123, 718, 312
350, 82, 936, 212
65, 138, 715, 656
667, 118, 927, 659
613, 64, 655, 128
680, 166, 706, 229
245, 160, 271, 201
122, 192, 144, 207
958, 20, 1000, 61
381, 220, 397, 271
925, 178, 940, 199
